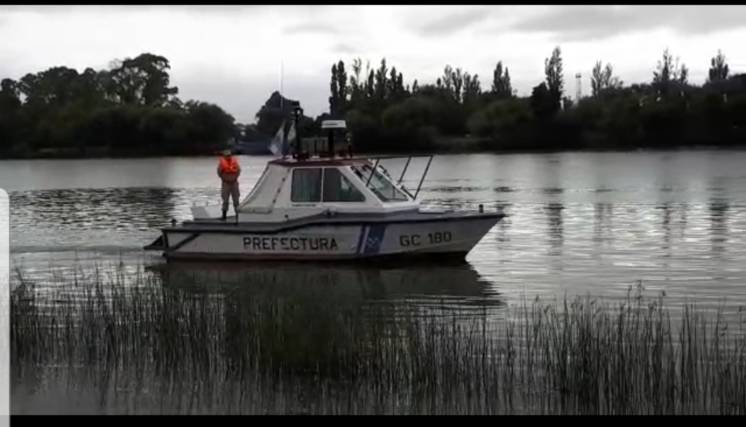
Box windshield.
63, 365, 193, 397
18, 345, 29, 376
352, 164, 410, 202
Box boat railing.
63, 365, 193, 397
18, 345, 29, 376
361, 154, 434, 200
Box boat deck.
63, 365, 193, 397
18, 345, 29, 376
170, 209, 505, 234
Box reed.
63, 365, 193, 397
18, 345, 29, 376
10, 265, 746, 414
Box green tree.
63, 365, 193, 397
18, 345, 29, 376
255, 91, 302, 136
329, 60, 348, 116
184, 101, 235, 151
0, 78, 21, 109
19, 66, 81, 106
366, 69, 375, 100
386, 66, 405, 103
337, 60, 348, 113
349, 57, 363, 106
374, 58, 388, 101
491, 61, 512, 99
591, 61, 623, 97
708, 50, 729, 83
679, 64, 689, 85
345, 108, 380, 150
0, 79, 23, 154
462, 72, 481, 107
329, 62, 339, 115
452, 67, 464, 103
467, 98, 531, 147
1, 52, 253, 158
381, 97, 439, 150
591, 61, 604, 97
544, 46, 564, 112
108, 53, 178, 106
653, 48, 674, 91
530, 82, 556, 120
653, 48, 688, 97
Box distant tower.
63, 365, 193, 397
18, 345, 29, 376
575, 73, 582, 102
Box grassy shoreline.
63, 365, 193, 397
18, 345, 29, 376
10, 265, 746, 414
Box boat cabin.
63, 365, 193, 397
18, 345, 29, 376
191, 119, 432, 223
191, 157, 426, 222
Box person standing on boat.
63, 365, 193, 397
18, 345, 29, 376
217, 149, 241, 221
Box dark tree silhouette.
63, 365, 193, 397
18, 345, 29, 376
0, 52, 235, 157
337, 60, 348, 113
653, 48, 688, 97
544, 47, 564, 113
108, 53, 178, 106
492, 61, 512, 99
530, 82, 556, 120
708, 50, 729, 83
6, 47, 746, 160
591, 61, 622, 97
329, 63, 339, 115
374, 58, 388, 102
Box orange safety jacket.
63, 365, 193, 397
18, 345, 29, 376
218, 156, 240, 175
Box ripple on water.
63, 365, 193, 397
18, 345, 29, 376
5, 151, 746, 316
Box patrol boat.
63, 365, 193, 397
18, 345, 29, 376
145, 111, 504, 262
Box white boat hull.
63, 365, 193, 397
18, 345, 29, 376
151, 213, 502, 262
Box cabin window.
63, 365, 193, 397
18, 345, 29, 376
323, 168, 365, 202
352, 165, 409, 202
291, 168, 322, 202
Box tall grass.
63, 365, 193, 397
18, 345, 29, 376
10, 265, 746, 414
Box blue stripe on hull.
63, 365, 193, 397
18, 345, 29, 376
355, 225, 367, 255
362, 224, 386, 255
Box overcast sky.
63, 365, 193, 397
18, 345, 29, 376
2, 5, 746, 123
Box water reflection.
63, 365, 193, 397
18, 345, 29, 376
676, 203, 688, 238
149, 261, 504, 313
542, 188, 564, 195
544, 203, 564, 251
425, 185, 487, 193
493, 202, 511, 244
660, 202, 673, 254
593, 203, 613, 245
709, 198, 729, 255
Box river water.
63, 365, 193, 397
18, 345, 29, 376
5, 149, 746, 414
3, 150, 746, 310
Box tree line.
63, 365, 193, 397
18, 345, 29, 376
324, 48, 746, 152
2, 48, 745, 159
0, 53, 236, 158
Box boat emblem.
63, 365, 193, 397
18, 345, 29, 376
365, 236, 381, 248
361, 224, 387, 255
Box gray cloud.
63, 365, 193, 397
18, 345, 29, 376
0, 5, 266, 14
332, 43, 357, 55
510, 6, 746, 42
284, 22, 337, 35
178, 5, 268, 14
416, 8, 493, 36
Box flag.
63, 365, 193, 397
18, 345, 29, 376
268, 120, 285, 156
286, 121, 296, 153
